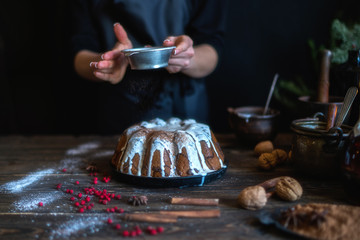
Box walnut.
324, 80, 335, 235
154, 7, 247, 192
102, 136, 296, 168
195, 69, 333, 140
258, 152, 277, 170
275, 177, 303, 201
237, 186, 267, 210
272, 149, 288, 164
254, 140, 274, 156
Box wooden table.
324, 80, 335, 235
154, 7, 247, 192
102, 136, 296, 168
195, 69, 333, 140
0, 134, 350, 239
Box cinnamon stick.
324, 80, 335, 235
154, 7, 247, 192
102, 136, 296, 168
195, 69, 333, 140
159, 209, 220, 218
124, 213, 177, 223
170, 197, 219, 206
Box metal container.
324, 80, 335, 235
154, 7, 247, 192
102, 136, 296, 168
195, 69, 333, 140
290, 117, 352, 177
227, 106, 280, 145
122, 46, 175, 70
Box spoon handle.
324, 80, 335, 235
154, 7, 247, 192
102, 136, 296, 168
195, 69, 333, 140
263, 73, 279, 115
335, 86, 358, 127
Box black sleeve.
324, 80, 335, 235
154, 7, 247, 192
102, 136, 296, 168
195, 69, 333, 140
70, 0, 101, 57
186, 0, 228, 60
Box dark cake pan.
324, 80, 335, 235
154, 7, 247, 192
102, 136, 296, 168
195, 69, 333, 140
110, 161, 228, 188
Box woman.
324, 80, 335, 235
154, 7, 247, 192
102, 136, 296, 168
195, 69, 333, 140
70, 0, 227, 133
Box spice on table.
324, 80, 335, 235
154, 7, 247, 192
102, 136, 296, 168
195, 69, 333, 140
128, 196, 148, 206
170, 197, 219, 206
277, 203, 360, 240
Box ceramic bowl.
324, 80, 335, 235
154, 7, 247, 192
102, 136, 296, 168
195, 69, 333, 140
122, 46, 175, 70
227, 106, 280, 145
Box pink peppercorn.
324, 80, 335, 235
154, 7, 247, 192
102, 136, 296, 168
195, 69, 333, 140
75, 181, 79, 185
62, 168, 67, 172
70, 189, 74, 194
80, 200, 86, 205
75, 202, 80, 207
70, 197, 75, 201
107, 218, 113, 224
156, 226, 164, 233
66, 189, 70, 193
115, 224, 121, 230
56, 184, 62, 190
149, 229, 157, 235
87, 206, 92, 210
116, 195, 121, 200
130, 230, 137, 237
102, 200, 108, 205
38, 202, 43, 207
118, 208, 124, 213
79, 208, 84, 213
85, 196, 90, 202
122, 231, 130, 237
90, 203, 94, 207
78, 193, 82, 198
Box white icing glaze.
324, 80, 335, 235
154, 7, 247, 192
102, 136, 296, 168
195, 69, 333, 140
116, 118, 225, 177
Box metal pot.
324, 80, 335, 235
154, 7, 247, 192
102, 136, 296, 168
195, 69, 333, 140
290, 116, 352, 177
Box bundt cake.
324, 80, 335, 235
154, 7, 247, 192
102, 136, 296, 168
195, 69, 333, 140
111, 118, 226, 177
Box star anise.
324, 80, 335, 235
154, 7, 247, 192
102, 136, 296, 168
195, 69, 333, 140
127, 196, 148, 206
86, 162, 98, 172
280, 206, 329, 228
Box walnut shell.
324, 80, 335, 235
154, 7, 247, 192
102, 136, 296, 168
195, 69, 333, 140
254, 141, 274, 156
272, 149, 288, 164
275, 177, 303, 201
238, 186, 267, 210
258, 152, 277, 170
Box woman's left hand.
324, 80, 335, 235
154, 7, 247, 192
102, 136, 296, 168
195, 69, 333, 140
163, 35, 195, 74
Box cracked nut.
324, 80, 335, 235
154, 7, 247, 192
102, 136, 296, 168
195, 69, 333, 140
275, 177, 303, 201
238, 185, 267, 210
258, 152, 277, 170
272, 149, 288, 164
254, 140, 274, 156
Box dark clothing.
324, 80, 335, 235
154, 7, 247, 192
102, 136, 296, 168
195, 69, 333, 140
70, 0, 227, 134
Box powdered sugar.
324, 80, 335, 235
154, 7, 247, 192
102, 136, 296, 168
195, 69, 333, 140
12, 191, 64, 212
50, 216, 106, 239
0, 168, 55, 193
65, 142, 100, 156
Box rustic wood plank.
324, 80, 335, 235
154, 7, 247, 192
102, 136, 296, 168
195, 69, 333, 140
0, 134, 352, 239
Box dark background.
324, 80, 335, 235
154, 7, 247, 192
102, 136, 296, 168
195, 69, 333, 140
0, 0, 358, 135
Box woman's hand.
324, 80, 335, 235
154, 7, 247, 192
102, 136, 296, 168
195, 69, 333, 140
89, 23, 133, 84
163, 35, 195, 74
163, 35, 218, 78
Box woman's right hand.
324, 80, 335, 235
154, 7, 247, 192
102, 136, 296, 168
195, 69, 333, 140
90, 23, 133, 84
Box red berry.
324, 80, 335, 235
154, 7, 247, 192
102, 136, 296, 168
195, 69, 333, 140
122, 231, 130, 237
56, 184, 62, 190
115, 224, 121, 230
102, 200, 108, 205
118, 208, 124, 213
130, 230, 137, 237
149, 229, 157, 235
75, 202, 80, 207
85, 196, 91, 202
107, 218, 113, 224
69, 189, 74, 194
38, 202, 43, 207
62, 168, 67, 172
80, 200, 86, 205
116, 195, 121, 200
79, 208, 84, 213
87, 206, 92, 210
75, 181, 79, 185
90, 203, 94, 207
156, 226, 164, 233
78, 193, 82, 198
70, 197, 75, 201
